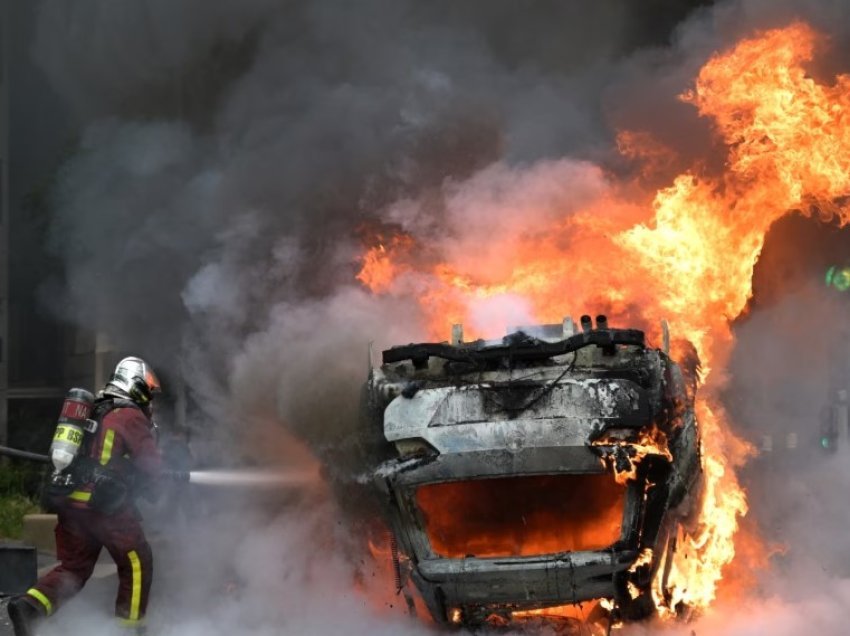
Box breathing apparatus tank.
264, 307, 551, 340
50, 388, 97, 474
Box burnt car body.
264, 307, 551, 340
362, 316, 702, 627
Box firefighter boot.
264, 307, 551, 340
7, 596, 43, 636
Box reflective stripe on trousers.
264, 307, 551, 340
127, 550, 142, 621
26, 588, 53, 616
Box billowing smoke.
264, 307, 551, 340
25, 0, 850, 633
33, 0, 714, 490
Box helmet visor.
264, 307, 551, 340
144, 367, 162, 395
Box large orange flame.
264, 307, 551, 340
357, 21, 850, 613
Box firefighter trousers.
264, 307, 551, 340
24, 507, 153, 627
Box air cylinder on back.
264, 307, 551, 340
50, 388, 95, 473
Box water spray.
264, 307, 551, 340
165, 468, 319, 489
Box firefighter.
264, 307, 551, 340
7, 357, 164, 636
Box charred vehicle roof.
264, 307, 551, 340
362, 315, 702, 629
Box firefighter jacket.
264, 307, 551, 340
66, 400, 163, 512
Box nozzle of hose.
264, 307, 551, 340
163, 470, 190, 482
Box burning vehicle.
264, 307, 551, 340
362, 315, 703, 628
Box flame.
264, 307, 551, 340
591, 428, 673, 485
355, 235, 416, 293
416, 474, 626, 558
357, 21, 850, 615
510, 601, 611, 634
630, 547, 654, 572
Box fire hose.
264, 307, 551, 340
0, 444, 315, 488
0, 444, 50, 463
0, 445, 189, 481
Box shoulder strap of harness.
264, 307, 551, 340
92, 397, 141, 422
84, 398, 141, 455
76, 397, 143, 471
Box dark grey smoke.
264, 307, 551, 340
35, 0, 712, 443
26, 0, 850, 632
727, 285, 850, 571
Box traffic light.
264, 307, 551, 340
825, 265, 850, 292
820, 420, 839, 453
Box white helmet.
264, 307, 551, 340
105, 356, 161, 405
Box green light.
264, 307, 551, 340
836, 268, 850, 292
826, 266, 836, 287
821, 437, 831, 449
825, 266, 850, 292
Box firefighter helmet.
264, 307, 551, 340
105, 357, 162, 405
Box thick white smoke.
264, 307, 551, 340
24, 0, 850, 633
